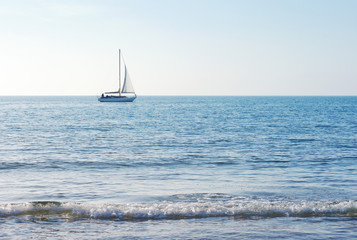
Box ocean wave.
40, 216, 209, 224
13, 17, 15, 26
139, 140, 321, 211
1, 198, 356, 220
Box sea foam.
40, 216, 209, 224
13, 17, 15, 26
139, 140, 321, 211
1, 199, 356, 220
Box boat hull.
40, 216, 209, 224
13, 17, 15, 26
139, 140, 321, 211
98, 96, 136, 102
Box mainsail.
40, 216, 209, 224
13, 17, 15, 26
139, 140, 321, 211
121, 66, 135, 93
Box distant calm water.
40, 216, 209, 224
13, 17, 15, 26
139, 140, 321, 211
0, 96, 356, 239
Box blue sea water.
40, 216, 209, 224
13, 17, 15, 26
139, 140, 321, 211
0, 96, 356, 239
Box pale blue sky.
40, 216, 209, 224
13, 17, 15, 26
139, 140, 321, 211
0, 0, 356, 95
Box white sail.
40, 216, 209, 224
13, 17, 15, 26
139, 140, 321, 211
121, 66, 135, 93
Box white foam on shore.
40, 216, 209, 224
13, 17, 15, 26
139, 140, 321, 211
1, 199, 356, 220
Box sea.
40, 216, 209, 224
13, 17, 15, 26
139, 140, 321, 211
0, 96, 356, 239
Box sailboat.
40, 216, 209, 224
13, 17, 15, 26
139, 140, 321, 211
98, 49, 137, 102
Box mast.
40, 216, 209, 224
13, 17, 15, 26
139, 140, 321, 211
118, 49, 121, 96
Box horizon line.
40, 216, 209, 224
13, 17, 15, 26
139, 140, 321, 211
0, 95, 356, 97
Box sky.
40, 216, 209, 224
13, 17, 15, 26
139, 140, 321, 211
0, 0, 356, 96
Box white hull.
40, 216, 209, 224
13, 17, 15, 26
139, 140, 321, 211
98, 96, 136, 102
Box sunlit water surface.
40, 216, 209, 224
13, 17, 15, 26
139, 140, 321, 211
0, 96, 356, 239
